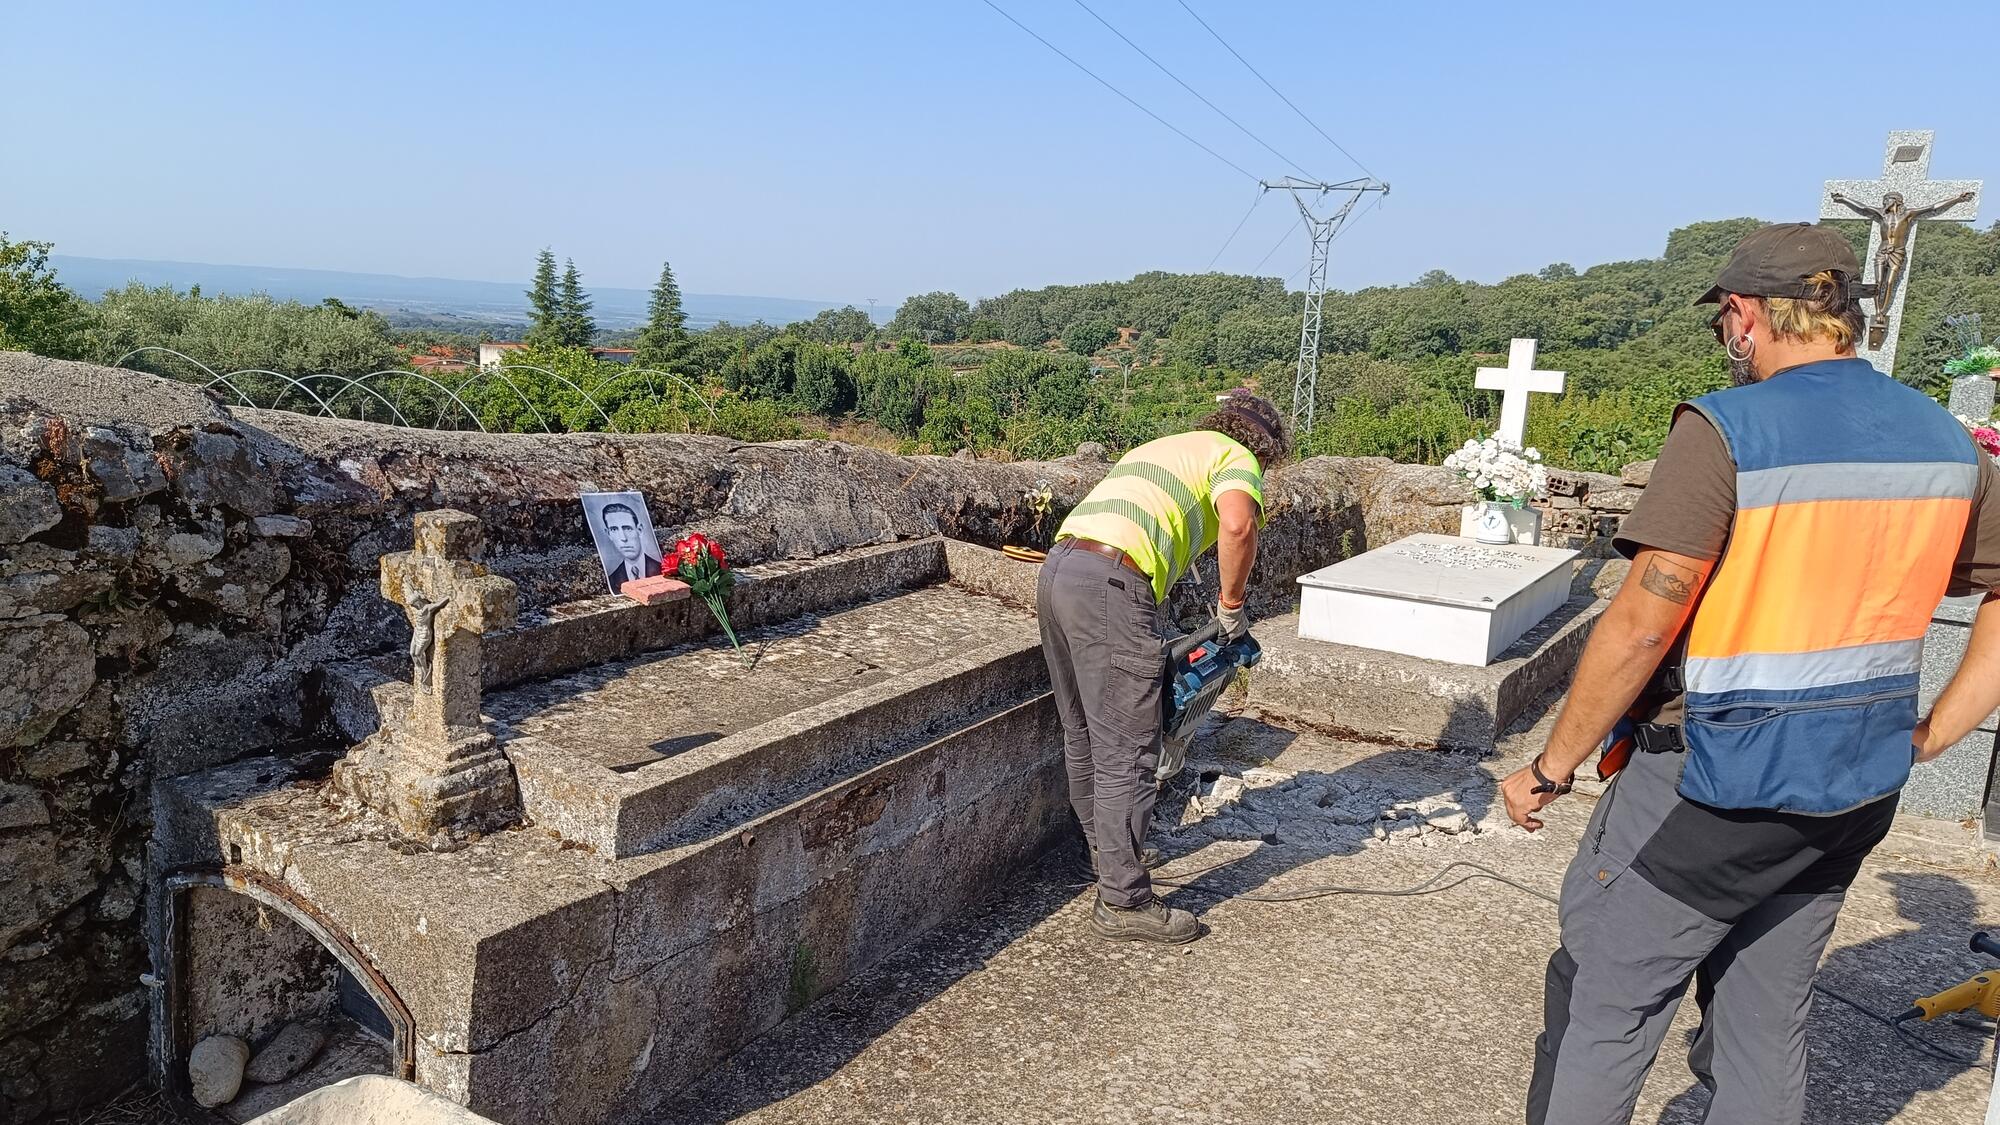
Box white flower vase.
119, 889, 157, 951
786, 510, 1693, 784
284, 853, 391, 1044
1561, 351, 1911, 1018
1459, 501, 1543, 546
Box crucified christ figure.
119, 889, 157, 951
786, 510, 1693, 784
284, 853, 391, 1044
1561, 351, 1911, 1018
1828, 189, 1978, 347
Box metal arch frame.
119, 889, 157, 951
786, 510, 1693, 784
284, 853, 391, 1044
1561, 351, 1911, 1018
1262, 176, 1389, 435
114, 346, 724, 436
603, 366, 721, 424
155, 868, 417, 1116
452, 366, 552, 433
113, 346, 233, 395
337, 370, 491, 433
487, 363, 617, 431
288, 373, 416, 428
218, 368, 340, 417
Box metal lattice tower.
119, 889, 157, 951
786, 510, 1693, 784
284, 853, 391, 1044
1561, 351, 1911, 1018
1264, 176, 1389, 435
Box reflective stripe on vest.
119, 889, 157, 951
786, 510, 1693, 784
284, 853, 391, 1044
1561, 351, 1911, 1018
1678, 358, 1978, 814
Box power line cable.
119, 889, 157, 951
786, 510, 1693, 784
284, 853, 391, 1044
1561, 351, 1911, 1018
1207, 191, 1265, 270
1173, 0, 1377, 180
1287, 190, 1388, 286
1251, 214, 1302, 274
978, 0, 1257, 183
1146, 850, 1985, 1068
1070, 0, 1316, 180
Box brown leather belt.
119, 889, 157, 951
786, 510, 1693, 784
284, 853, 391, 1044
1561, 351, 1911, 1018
1061, 536, 1147, 579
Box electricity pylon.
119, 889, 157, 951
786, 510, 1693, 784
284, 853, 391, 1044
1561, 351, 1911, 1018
1263, 176, 1388, 435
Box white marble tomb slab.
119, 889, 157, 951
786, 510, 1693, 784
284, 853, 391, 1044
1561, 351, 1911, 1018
1297, 534, 1579, 667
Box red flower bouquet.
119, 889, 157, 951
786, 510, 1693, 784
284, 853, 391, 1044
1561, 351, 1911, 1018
673, 533, 746, 664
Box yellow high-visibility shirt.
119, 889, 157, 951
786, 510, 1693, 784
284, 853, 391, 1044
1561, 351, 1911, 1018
1055, 430, 1266, 601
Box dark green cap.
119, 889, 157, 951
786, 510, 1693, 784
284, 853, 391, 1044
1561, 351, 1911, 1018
1694, 222, 1874, 305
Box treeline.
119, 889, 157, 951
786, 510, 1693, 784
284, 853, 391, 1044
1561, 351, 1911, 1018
7, 217, 1998, 471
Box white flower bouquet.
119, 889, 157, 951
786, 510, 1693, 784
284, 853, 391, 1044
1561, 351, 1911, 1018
1442, 437, 1548, 505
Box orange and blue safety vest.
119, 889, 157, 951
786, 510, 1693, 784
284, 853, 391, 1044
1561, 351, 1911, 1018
1677, 358, 1979, 813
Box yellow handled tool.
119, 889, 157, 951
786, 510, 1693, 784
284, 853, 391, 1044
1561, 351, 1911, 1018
1895, 931, 2000, 1023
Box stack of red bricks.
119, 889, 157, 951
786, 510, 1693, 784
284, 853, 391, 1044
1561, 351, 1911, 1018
1536, 459, 1655, 555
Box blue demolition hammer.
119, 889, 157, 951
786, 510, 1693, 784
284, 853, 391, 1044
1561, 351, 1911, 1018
1156, 620, 1263, 782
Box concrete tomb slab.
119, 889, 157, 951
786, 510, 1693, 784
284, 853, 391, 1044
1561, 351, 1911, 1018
153, 536, 1069, 1123
1296, 534, 1580, 666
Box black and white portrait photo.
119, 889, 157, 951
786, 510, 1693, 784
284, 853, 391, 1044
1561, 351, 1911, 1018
580, 491, 665, 594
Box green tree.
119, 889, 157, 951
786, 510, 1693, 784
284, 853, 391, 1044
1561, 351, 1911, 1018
792, 305, 874, 345
965, 316, 1004, 344
1166, 312, 1215, 367
887, 291, 971, 344
1061, 318, 1119, 357
0, 234, 94, 358
556, 259, 595, 347
525, 249, 561, 346
792, 343, 857, 415
90, 284, 402, 384
633, 260, 689, 370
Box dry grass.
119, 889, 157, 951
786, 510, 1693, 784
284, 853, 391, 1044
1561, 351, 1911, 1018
49, 1085, 178, 1125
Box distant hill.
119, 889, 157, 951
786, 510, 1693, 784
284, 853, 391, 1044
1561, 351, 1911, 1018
49, 255, 877, 332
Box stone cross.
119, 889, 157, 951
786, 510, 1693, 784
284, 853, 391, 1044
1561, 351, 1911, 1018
380, 510, 519, 746
330, 509, 522, 838
1821, 130, 1981, 374
1474, 338, 1565, 448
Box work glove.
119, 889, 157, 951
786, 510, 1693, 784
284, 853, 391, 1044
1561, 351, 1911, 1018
1213, 599, 1250, 645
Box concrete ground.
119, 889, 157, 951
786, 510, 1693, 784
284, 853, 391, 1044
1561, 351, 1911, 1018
665, 701, 2000, 1125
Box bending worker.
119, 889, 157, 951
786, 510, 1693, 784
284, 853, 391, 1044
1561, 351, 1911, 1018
1037, 391, 1289, 946
1503, 224, 2000, 1124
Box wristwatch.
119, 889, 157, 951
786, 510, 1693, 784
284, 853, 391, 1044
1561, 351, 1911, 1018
1529, 753, 1574, 796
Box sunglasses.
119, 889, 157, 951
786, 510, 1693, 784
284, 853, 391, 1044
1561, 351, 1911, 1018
1708, 299, 1732, 344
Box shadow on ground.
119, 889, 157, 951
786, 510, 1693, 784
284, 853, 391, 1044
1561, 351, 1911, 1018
657, 703, 1512, 1123
1653, 871, 1995, 1125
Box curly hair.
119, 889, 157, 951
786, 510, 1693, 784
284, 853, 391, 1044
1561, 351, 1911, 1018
1196, 391, 1290, 468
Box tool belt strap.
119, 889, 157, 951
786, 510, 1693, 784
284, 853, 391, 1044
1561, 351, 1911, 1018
1633, 723, 1686, 755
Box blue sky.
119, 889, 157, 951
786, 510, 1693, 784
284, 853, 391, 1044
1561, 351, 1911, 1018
5, 1, 1994, 306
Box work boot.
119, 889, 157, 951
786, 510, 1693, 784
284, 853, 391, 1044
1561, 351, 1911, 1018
1070, 844, 1162, 882
1090, 896, 1201, 945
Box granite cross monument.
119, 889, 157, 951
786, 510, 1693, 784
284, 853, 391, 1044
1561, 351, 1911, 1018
1820, 130, 1982, 373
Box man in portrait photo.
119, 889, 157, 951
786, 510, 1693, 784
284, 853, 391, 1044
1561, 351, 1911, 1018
590, 497, 664, 593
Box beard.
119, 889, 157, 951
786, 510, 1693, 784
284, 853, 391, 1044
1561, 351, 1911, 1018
1729, 355, 1758, 387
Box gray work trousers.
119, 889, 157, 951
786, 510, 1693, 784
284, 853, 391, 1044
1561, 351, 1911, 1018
1036, 539, 1167, 908
1528, 744, 1895, 1125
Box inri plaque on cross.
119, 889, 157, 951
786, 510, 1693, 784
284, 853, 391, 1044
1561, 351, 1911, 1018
1821, 130, 1981, 375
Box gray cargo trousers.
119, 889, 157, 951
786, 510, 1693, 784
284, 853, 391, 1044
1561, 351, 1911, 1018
1528, 744, 1897, 1125
1035, 538, 1167, 908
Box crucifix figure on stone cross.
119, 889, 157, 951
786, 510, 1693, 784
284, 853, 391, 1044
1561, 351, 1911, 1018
380, 509, 519, 752
1821, 130, 1981, 373
1475, 338, 1565, 448
331, 508, 523, 838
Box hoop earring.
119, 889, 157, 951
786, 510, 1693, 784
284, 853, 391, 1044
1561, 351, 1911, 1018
1726, 333, 1756, 363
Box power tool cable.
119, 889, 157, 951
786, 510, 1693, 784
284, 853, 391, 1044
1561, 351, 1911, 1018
1139, 856, 1987, 1067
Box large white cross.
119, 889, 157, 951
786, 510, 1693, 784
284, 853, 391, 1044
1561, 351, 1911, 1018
1820, 130, 1981, 374
1475, 338, 1564, 448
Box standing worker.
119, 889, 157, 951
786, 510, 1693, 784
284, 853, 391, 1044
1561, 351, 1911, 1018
1504, 224, 2000, 1124
1037, 390, 1289, 945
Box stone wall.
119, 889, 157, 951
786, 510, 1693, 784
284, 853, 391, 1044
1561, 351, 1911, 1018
1534, 460, 1655, 598
0, 353, 1467, 1121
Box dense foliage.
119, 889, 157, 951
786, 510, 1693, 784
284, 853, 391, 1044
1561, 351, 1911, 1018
8, 217, 1998, 470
